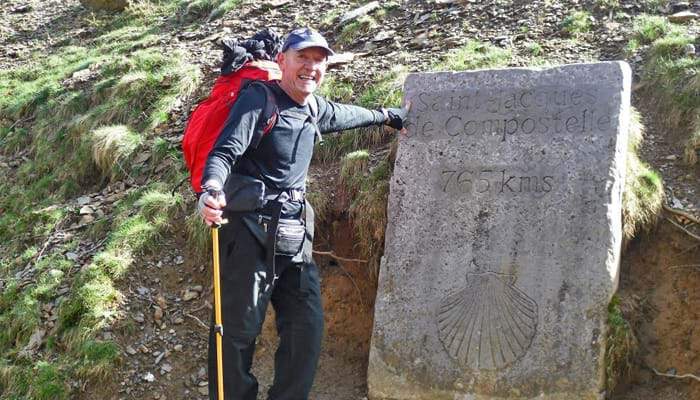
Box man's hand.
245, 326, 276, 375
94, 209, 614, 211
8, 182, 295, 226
198, 188, 227, 227
383, 101, 411, 134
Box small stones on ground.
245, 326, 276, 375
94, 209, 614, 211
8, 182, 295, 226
161, 363, 173, 374
79, 205, 94, 215
134, 313, 145, 323
182, 290, 199, 301
11, 5, 32, 13
153, 306, 163, 322
339, 1, 380, 26
684, 44, 695, 56
143, 372, 156, 383
126, 346, 138, 355
174, 344, 183, 351
263, 0, 291, 8
19, 328, 46, 356
175, 255, 185, 264
668, 10, 699, 23
77, 195, 91, 205
156, 295, 167, 310
183, 285, 203, 301
79, 214, 95, 225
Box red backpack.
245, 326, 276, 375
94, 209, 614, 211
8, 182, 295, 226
182, 60, 281, 193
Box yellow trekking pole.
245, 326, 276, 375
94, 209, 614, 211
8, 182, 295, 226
212, 222, 225, 399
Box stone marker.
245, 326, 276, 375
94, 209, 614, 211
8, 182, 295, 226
368, 62, 631, 400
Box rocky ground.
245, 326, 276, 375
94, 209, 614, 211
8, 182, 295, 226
1, 0, 700, 399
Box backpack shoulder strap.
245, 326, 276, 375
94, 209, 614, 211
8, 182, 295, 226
308, 95, 323, 145
245, 81, 278, 149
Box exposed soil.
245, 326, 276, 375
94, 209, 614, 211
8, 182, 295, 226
614, 222, 700, 400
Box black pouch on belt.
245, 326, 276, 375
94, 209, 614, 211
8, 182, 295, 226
222, 173, 266, 212
275, 218, 305, 257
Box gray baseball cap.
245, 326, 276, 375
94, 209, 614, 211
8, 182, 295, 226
282, 27, 335, 56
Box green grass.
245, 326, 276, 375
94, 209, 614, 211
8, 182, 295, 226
319, 10, 341, 30
434, 40, 512, 71
176, 0, 241, 21
631, 15, 672, 45
340, 150, 370, 195
0, 3, 200, 393
358, 66, 406, 108
526, 42, 543, 57
623, 109, 664, 242
638, 25, 700, 164
319, 76, 355, 103
560, 11, 593, 36
685, 117, 700, 164
306, 190, 331, 229
91, 125, 143, 178
639, 0, 669, 12
349, 156, 392, 280
337, 16, 377, 48
29, 361, 70, 400
312, 68, 404, 164
596, 0, 620, 9
605, 295, 638, 393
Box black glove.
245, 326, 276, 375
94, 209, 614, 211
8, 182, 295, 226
383, 106, 409, 130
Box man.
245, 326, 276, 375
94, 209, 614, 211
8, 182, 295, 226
198, 27, 408, 400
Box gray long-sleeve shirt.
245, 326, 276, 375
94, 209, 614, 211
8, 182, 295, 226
202, 82, 387, 191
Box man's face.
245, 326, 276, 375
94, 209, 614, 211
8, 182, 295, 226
277, 47, 328, 100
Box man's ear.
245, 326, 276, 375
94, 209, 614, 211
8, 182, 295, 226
276, 52, 285, 66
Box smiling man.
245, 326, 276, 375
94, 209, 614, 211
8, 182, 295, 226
198, 27, 408, 400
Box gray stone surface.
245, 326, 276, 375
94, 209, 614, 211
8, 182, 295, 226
368, 62, 631, 400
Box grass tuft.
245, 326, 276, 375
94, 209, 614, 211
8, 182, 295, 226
29, 361, 70, 400
631, 14, 672, 45
605, 295, 638, 392
561, 11, 593, 36
0, 3, 204, 398
340, 150, 370, 195
639, 24, 700, 164
177, 0, 241, 21
91, 125, 143, 178
358, 66, 407, 108
622, 109, 664, 242
306, 190, 331, 229
685, 118, 700, 164
349, 157, 392, 280
337, 16, 377, 48
313, 66, 401, 164
73, 339, 121, 380
319, 76, 355, 103
186, 211, 211, 262
596, 0, 620, 10
434, 40, 512, 71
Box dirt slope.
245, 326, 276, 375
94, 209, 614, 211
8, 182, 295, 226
2, 0, 699, 399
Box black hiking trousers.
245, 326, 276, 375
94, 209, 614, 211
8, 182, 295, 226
208, 212, 323, 400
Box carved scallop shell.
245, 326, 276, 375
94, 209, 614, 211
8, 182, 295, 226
437, 272, 537, 370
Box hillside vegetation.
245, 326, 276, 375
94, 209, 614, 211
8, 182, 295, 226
0, 0, 698, 399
